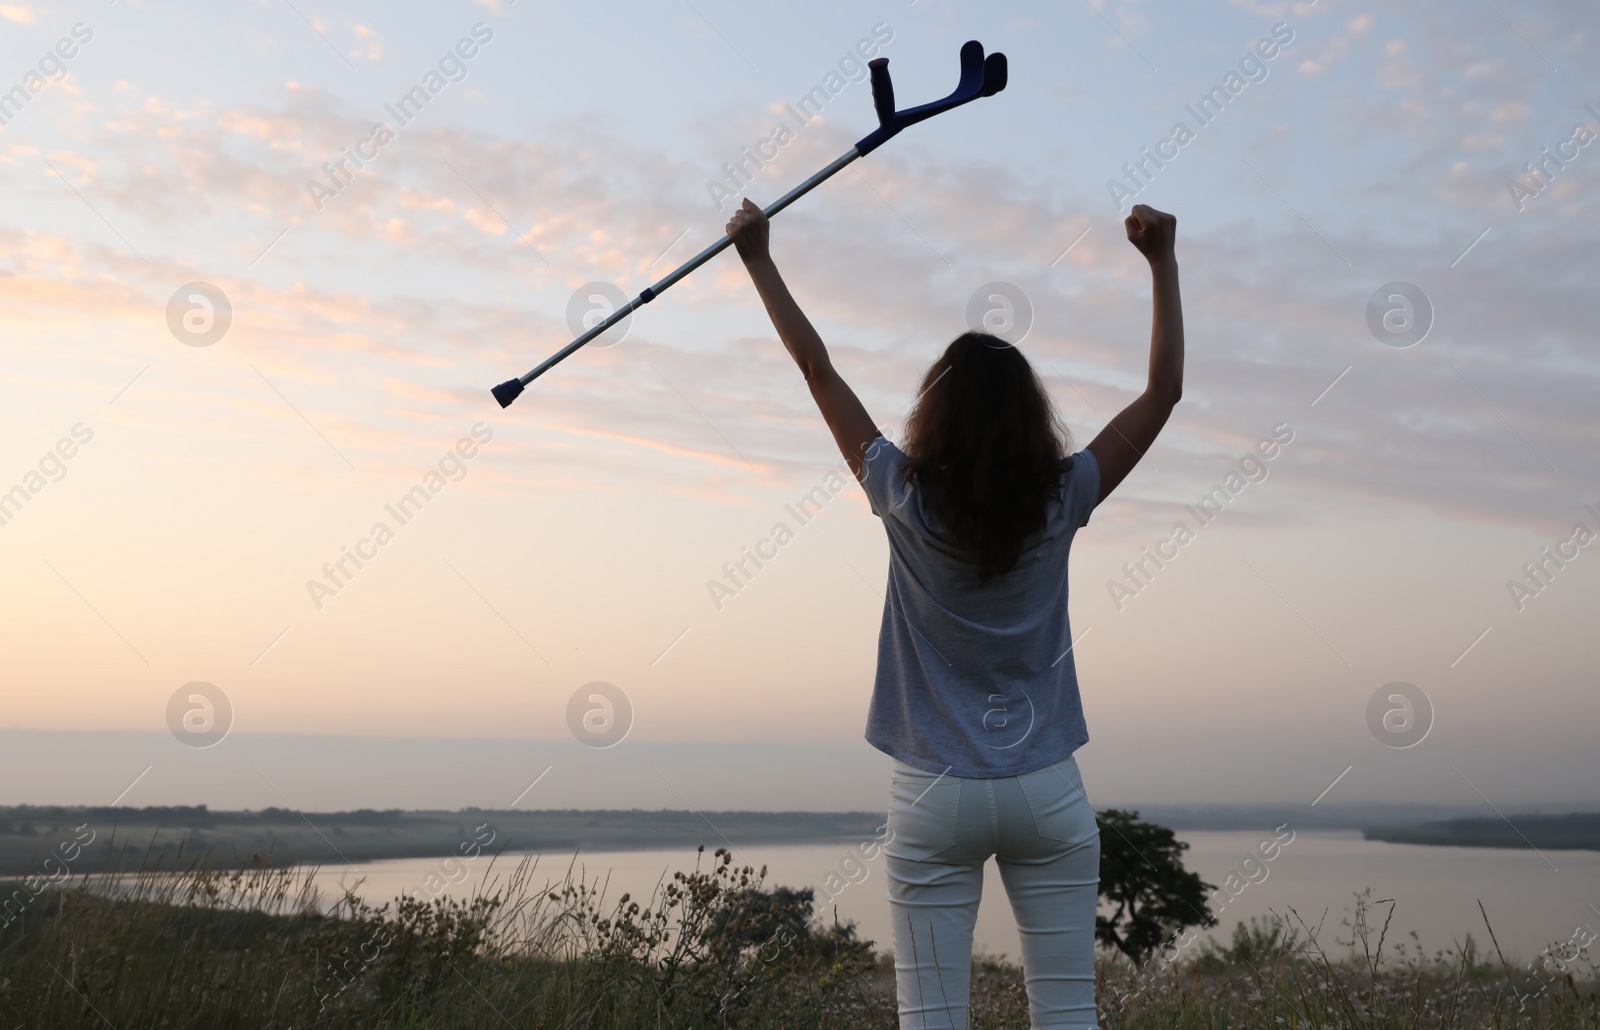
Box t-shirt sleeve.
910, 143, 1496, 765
858, 435, 910, 521
1064, 447, 1101, 528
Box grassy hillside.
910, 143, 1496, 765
0, 857, 1594, 1028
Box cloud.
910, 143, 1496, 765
343, 21, 381, 62
1, 9, 1596, 541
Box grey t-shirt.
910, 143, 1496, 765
858, 435, 1100, 778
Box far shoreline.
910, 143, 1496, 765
4, 804, 1596, 875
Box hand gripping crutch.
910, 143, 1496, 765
490, 41, 1008, 407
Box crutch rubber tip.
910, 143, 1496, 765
491, 378, 525, 408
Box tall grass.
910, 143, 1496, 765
0, 842, 878, 1028
0, 846, 1594, 1028
1098, 890, 1599, 1029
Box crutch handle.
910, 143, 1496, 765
854, 40, 1002, 156
868, 58, 896, 131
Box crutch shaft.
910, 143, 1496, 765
492, 40, 1006, 408
514, 147, 862, 390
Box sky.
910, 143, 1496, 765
1, 0, 1597, 816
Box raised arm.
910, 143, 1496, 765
1086, 204, 1184, 504
725, 197, 880, 478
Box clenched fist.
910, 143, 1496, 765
725, 197, 771, 265
1124, 203, 1176, 265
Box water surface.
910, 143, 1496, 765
308, 830, 1600, 966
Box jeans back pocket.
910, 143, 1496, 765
1017, 757, 1098, 845
884, 764, 962, 862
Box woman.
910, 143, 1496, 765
726, 197, 1182, 1029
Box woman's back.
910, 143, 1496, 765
859, 436, 1102, 778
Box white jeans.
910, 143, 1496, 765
885, 754, 1100, 1029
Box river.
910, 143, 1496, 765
306, 830, 1599, 967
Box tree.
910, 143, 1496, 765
1095, 808, 1216, 965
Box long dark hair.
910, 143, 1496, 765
902, 332, 1069, 582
